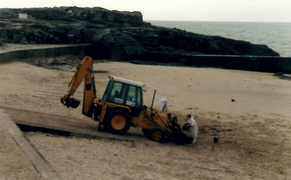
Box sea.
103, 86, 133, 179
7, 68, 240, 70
147, 21, 291, 57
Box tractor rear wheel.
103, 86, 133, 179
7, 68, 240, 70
104, 109, 131, 134
150, 127, 166, 143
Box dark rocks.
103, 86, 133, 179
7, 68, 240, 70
273, 72, 291, 80
0, 39, 5, 46
211, 36, 279, 57
0, 6, 280, 65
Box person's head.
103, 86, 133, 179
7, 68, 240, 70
187, 114, 191, 119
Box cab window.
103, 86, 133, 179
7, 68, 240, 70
126, 85, 142, 108
108, 82, 126, 104
102, 80, 113, 102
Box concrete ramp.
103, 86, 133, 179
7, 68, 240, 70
0, 109, 62, 180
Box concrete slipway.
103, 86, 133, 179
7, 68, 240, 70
0, 109, 62, 180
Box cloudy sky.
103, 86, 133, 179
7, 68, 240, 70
1, 0, 290, 22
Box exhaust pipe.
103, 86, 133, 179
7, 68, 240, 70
150, 90, 156, 111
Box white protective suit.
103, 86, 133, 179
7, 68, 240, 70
159, 98, 168, 111
184, 116, 198, 144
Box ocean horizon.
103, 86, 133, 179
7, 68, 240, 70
147, 20, 291, 57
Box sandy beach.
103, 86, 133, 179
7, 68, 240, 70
0, 60, 291, 179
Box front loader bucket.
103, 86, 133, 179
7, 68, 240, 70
65, 98, 80, 108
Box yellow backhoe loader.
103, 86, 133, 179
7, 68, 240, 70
60, 56, 183, 142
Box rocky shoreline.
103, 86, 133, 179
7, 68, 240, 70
0, 7, 280, 63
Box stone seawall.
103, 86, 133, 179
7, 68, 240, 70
0, 44, 290, 73
0, 44, 92, 64
181, 55, 291, 73
135, 54, 291, 73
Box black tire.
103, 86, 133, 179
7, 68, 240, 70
103, 109, 131, 134
150, 127, 166, 143
142, 128, 151, 139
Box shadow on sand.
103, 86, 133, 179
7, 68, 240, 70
273, 72, 291, 81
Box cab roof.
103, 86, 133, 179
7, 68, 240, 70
109, 76, 145, 87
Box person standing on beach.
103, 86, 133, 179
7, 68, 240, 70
159, 98, 168, 111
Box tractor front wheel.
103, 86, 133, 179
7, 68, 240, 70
150, 127, 166, 143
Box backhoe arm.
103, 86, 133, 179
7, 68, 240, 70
60, 56, 97, 116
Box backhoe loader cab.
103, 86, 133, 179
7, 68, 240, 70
102, 76, 144, 117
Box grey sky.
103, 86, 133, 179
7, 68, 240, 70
1, 0, 290, 22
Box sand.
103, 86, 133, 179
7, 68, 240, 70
0, 60, 291, 179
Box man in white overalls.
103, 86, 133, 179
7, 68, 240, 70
183, 114, 198, 144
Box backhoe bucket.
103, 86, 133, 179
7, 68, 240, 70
65, 98, 80, 108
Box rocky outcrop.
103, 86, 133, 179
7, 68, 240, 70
0, 7, 143, 26
0, 7, 280, 62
